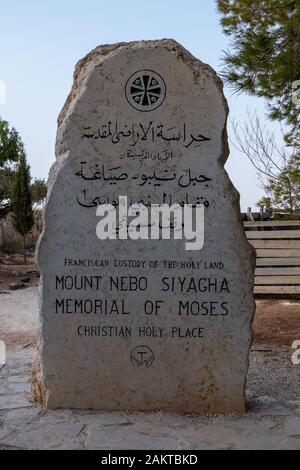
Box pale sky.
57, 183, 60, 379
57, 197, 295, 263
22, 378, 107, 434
0, 0, 283, 210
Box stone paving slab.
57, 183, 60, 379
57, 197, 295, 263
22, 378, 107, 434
0, 347, 300, 450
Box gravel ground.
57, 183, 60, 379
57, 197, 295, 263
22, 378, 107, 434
247, 346, 300, 401
0, 287, 299, 450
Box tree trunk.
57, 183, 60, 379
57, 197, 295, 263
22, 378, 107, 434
23, 236, 27, 264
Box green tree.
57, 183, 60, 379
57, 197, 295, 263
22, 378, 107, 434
0, 117, 24, 167
11, 152, 34, 262
257, 154, 300, 218
232, 111, 300, 218
217, 0, 300, 218
0, 165, 15, 215
217, 0, 300, 129
256, 196, 272, 211
1, 171, 47, 214
31, 178, 47, 206
0, 117, 27, 218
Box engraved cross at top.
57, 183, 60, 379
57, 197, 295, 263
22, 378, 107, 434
130, 73, 161, 107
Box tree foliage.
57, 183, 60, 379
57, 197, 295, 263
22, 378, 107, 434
0, 117, 24, 167
0, 165, 15, 209
30, 178, 47, 206
217, 0, 300, 129
0, 171, 47, 211
259, 154, 300, 218
217, 0, 300, 218
0, 117, 47, 220
11, 152, 34, 261
232, 111, 300, 218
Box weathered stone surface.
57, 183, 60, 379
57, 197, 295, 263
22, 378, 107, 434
33, 39, 255, 412
86, 425, 180, 450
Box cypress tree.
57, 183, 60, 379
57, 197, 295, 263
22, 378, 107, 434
11, 151, 34, 263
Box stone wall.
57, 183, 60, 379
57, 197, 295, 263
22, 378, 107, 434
0, 209, 43, 253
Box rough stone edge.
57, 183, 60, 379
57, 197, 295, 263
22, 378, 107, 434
32, 154, 69, 407
57, 39, 228, 144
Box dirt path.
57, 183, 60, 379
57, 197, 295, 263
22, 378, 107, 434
253, 300, 300, 347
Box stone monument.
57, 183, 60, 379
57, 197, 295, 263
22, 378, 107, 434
32, 39, 256, 413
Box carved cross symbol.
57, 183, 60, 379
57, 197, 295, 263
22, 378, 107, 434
130, 73, 162, 107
